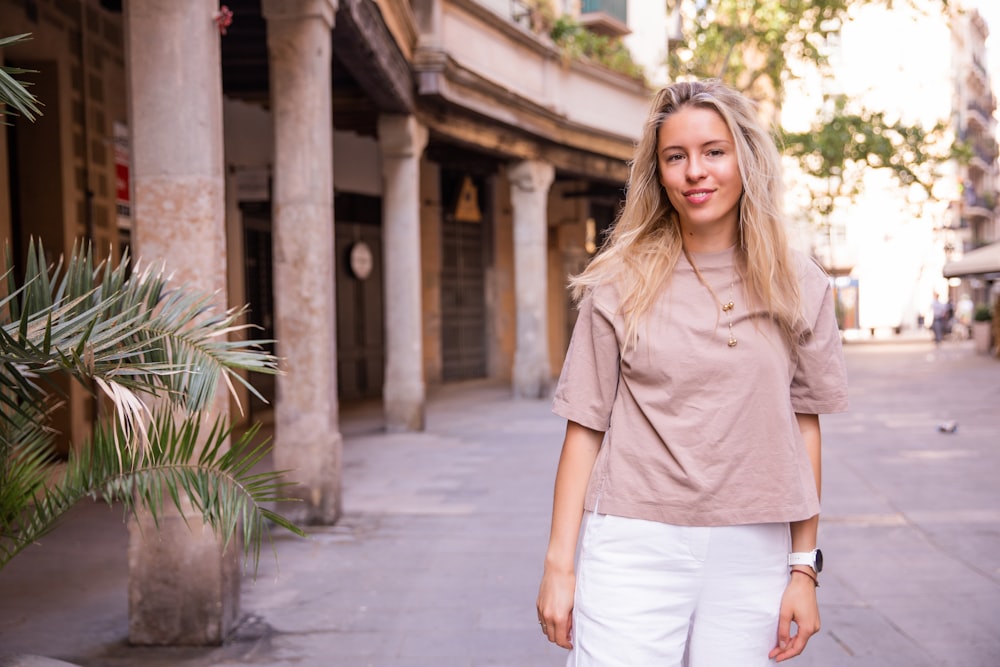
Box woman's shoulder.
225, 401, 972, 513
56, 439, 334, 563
789, 247, 832, 293
578, 280, 624, 318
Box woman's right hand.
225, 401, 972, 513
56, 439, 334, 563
537, 565, 576, 649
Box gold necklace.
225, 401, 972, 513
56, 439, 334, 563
685, 250, 738, 348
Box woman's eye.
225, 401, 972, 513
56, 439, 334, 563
708, 149, 725, 157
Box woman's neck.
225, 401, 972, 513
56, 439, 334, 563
681, 229, 737, 254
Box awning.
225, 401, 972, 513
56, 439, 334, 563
943, 242, 1000, 278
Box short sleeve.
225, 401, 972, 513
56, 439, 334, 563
551, 290, 621, 431
791, 266, 850, 414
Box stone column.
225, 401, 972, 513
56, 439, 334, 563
509, 160, 555, 399
124, 0, 233, 645
378, 115, 428, 431
263, 0, 342, 524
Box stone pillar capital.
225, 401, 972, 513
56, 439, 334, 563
508, 159, 555, 193
377, 114, 429, 160
262, 0, 337, 27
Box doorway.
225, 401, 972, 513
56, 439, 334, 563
440, 170, 488, 381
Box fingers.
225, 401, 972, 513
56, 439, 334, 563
769, 631, 809, 662
768, 619, 819, 662
537, 607, 573, 649
768, 611, 793, 660
555, 615, 573, 650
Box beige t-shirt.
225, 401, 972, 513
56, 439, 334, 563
552, 246, 849, 527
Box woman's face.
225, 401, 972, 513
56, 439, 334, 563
656, 105, 742, 248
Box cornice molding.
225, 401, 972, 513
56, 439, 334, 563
335, 0, 414, 113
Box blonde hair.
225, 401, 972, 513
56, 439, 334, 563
571, 79, 802, 350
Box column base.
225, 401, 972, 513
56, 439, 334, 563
127, 509, 239, 646
383, 379, 426, 432
275, 430, 343, 526
512, 362, 551, 399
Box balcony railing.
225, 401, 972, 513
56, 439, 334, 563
581, 0, 627, 25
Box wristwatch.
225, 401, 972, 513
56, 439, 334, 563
788, 549, 823, 573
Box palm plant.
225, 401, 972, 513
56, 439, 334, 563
0, 33, 304, 572
0, 241, 305, 573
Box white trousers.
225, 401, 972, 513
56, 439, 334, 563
568, 512, 791, 667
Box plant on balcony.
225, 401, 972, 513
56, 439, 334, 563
520, 0, 557, 35
549, 14, 646, 83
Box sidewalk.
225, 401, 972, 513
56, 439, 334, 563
1, 340, 999, 666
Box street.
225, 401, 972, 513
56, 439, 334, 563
1, 337, 998, 666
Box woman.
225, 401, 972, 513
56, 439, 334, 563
536, 79, 848, 665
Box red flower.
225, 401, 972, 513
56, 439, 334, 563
214, 5, 234, 35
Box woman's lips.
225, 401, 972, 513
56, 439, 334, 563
683, 189, 714, 203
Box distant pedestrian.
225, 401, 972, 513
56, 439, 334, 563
931, 294, 950, 344
536, 79, 849, 665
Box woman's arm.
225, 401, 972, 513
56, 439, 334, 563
770, 412, 822, 662
790, 412, 822, 555
537, 420, 604, 649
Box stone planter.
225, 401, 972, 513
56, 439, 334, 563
972, 320, 992, 354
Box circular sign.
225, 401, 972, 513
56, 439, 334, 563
349, 241, 374, 280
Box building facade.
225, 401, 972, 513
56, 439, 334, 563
943, 2, 1000, 338
0, 0, 651, 643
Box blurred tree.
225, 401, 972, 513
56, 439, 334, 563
782, 93, 962, 227
666, 0, 950, 104
666, 0, 960, 209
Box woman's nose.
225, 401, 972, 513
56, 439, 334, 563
686, 156, 707, 180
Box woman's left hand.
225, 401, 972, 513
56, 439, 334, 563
768, 571, 820, 662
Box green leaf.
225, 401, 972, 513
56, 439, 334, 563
0, 34, 44, 122
0, 241, 300, 575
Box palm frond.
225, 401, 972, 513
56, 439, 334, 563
0, 399, 64, 566
0, 34, 43, 122
0, 410, 306, 573
1, 239, 280, 445
0, 239, 300, 574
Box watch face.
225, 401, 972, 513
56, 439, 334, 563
815, 549, 824, 573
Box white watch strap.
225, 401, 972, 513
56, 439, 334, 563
788, 551, 815, 567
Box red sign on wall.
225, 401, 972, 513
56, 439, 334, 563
114, 121, 131, 224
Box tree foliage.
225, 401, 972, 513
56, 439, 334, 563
667, 0, 949, 101
667, 0, 958, 210
781, 94, 958, 221
667, 0, 854, 105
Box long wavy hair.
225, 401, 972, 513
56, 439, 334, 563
571, 79, 802, 350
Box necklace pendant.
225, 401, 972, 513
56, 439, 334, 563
722, 302, 734, 312
728, 338, 738, 347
